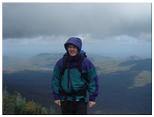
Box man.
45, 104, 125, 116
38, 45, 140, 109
51, 37, 98, 114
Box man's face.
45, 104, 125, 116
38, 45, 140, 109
67, 44, 78, 56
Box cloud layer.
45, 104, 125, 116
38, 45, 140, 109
3, 3, 151, 39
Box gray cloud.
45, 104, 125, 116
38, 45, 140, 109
3, 3, 151, 39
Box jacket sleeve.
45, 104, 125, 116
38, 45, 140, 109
84, 58, 99, 101
51, 59, 62, 100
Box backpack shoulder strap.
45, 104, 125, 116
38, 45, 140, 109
77, 53, 90, 83
76, 53, 87, 73
60, 53, 68, 76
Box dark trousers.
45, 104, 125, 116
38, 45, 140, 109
61, 100, 87, 115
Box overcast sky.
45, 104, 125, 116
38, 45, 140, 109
3, 3, 151, 39
3, 3, 152, 58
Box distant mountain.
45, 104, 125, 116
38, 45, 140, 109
126, 55, 142, 61
119, 59, 152, 71
29, 53, 63, 70
3, 53, 63, 72
3, 53, 116, 73
95, 58, 152, 114
128, 71, 151, 89
3, 56, 32, 72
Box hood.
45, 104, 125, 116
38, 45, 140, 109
64, 37, 82, 51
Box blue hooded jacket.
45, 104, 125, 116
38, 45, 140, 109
51, 37, 99, 102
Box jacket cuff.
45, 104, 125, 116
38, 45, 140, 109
89, 96, 96, 101
53, 92, 60, 100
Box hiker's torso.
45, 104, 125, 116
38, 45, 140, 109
59, 53, 89, 102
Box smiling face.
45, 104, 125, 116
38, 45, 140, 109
67, 44, 78, 56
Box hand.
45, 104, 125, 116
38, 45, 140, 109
54, 100, 61, 106
88, 101, 96, 108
